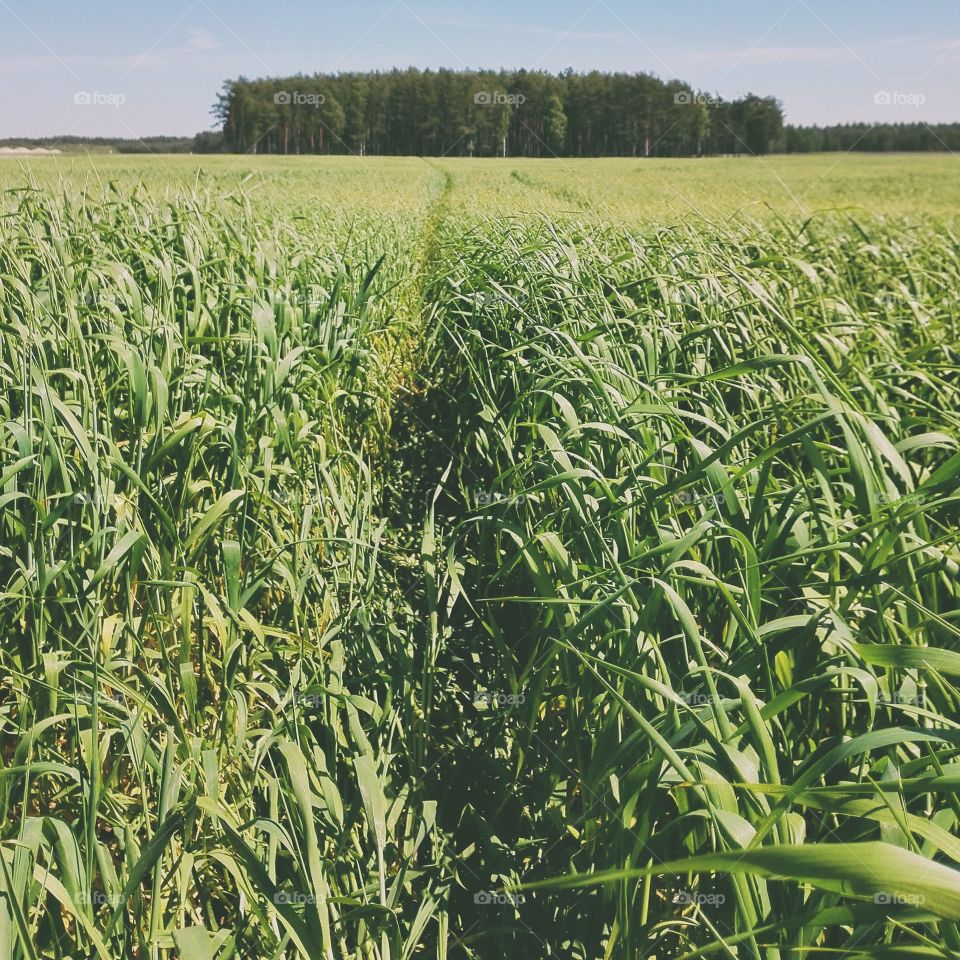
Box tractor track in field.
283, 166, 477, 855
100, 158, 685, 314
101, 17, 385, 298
417, 160, 455, 287
378, 160, 453, 396
371, 158, 478, 826
374, 159, 462, 558
378, 160, 463, 541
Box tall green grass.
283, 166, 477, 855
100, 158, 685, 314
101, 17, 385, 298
425, 215, 960, 957
1, 170, 959, 959
0, 183, 446, 958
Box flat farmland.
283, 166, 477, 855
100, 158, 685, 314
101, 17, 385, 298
3, 152, 958, 220
1, 153, 959, 959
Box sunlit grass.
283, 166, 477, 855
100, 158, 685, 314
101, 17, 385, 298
1, 159, 959, 959
3, 153, 959, 223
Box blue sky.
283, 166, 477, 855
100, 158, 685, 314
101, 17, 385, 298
1, 0, 957, 136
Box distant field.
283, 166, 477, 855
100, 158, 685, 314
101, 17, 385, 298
1, 154, 959, 959
2, 152, 957, 221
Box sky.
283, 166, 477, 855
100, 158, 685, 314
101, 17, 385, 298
1, 0, 957, 137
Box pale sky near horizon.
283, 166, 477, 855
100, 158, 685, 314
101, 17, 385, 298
1, 0, 957, 137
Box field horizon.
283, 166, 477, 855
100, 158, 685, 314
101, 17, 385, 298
4, 152, 958, 222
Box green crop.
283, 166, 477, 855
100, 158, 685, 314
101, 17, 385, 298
0, 156, 959, 959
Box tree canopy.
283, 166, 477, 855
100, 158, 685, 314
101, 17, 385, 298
213, 69, 785, 157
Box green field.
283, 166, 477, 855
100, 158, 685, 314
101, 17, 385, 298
1, 155, 960, 959
4, 152, 959, 221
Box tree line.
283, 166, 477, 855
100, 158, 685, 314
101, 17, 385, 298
213, 69, 785, 157
785, 123, 960, 153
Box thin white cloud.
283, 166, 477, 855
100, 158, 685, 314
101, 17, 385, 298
0, 54, 238, 80
185, 28, 221, 52
674, 34, 960, 71
0, 28, 231, 77
680, 46, 869, 66
399, 10, 629, 44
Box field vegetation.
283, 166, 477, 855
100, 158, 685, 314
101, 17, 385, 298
1, 155, 959, 959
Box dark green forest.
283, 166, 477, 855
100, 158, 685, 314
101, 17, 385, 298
785, 122, 960, 152
214, 69, 785, 157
